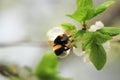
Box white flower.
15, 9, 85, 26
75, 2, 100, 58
47, 27, 64, 41
88, 21, 104, 32
73, 42, 85, 56
73, 42, 91, 63
103, 41, 111, 53
83, 54, 91, 64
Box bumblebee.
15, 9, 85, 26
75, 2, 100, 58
53, 34, 71, 57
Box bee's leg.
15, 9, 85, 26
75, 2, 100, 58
64, 47, 70, 51
64, 44, 71, 51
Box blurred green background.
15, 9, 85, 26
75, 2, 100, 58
0, 0, 120, 80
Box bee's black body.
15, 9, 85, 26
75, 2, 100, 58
54, 45, 65, 56
53, 34, 70, 56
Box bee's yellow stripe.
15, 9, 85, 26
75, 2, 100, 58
53, 45, 62, 51
59, 34, 64, 37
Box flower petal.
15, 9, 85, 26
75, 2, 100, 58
95, 21, 104, 30
88, 25, 97, 32
103, 41, 111, 53
88, 21, 104, 32
73, 42, 85, 56
47, 27, 64, 41
83, 54, 92, 64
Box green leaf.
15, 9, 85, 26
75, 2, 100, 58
94, 32, 112, 44
34, 52, 58, 79
76, 0, 93, 8
82, 32, 94, 50
98, 27, 120, 36
31, 52, 71, 80
85, 8, 95, 20
94, 0, 115, 16
82, 31, 111, 51
61, 23, 76, 31
81, 31, 110, 70
61, 23, 77, 36
90, 44, 106, 70
67, 0, 94, 24
67, 0, 114, 23
74, 30, 85, 40
67, 7, 94, 24
66, 7, 87, 24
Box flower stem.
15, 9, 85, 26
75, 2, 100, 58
82, 21, 87, 30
